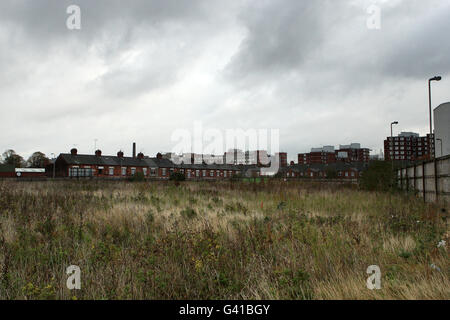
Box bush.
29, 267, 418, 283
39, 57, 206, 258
170, 172, 185, 182
129, 171, 145, 182
325, 169, 338, 180
359, 160, 396, 192
230, 173, 243, 182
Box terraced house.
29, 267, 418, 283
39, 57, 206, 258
282, 162, 368, 180
53, 148, 242, 180
47, 146, 368, 181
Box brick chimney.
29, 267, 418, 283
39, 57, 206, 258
156, 152, 162, 159
137, 152, 144, 159
71, 148, 77, 155
95, 150, 102, 157
133, 142, 136, 158
117, 151, 124, 158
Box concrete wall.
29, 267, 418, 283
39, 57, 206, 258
397, 155, 450, 203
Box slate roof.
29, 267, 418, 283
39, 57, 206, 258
59, 153, 155, 167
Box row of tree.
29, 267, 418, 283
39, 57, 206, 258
1, 150, 50, 168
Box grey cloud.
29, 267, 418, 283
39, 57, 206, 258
0, 0, 449, 161
224, 0, 328, 83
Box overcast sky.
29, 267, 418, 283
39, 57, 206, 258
1, 0, 449, 162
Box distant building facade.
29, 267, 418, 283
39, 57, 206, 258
298, 143, 370, 165
384, 132, 434, 162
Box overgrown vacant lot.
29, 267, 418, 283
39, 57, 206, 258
0, 180, 448, 300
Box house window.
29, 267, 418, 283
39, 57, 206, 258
69, 167, 93, 177
210, 170, 214, 177
162, 168, 166, 176
143, 168, 147, 176
203, 170, 206, 177
345, 172, 349, 177
109, 167, 114, 176
196, 170, 200, 177
131, 168, 136, 175
224, 171, 227, 178
150, 168, 157, 176
121, 167, 126, 176
216, 170, 220, 176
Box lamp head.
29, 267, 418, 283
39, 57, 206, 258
430, 76, 442, 81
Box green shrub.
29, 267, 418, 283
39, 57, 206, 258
170, 172, 185, 182
129, 171, 145, 182
359, 160, 396, 192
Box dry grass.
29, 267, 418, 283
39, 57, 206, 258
0, 179, 448, 300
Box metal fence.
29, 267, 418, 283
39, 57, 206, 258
397, 155, 450, 203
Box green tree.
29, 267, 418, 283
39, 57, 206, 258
26, 151, 49, 168
2, 149, 25, 168
359, 160, 396, 192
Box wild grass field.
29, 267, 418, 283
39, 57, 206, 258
0, 180, 448, 300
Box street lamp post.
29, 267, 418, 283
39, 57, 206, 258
436, 138, 443, 158
428, 76, 441, 159
390, 121, 399, 170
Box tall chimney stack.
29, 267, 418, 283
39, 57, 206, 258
133, 142, 136, 158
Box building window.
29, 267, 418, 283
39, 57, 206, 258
210, 170, 214, 177
109, 167, 114, 176
196, 170, 200, 177
121, 167, 126, 176
203, 170, 206, 177
162, 168, 166, 176
224, 171, 227, 178
131, 168, 136, 175
143, 168, 147, 176
69, 167, 93, 177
